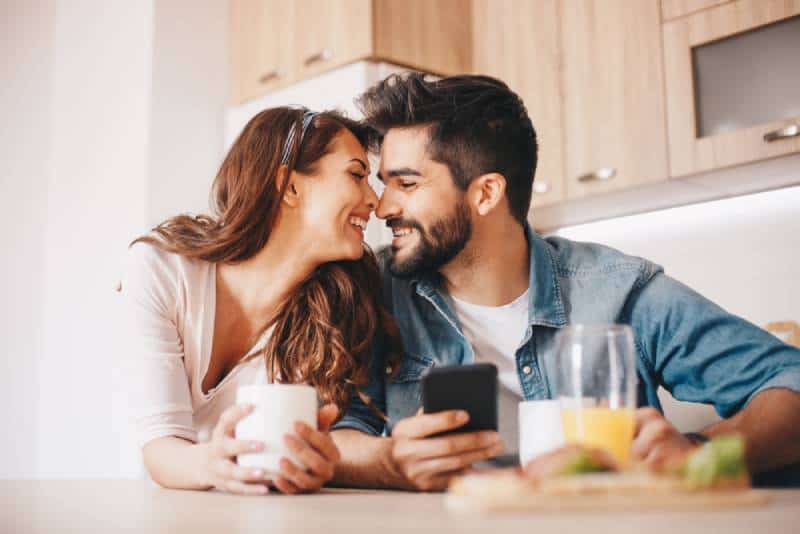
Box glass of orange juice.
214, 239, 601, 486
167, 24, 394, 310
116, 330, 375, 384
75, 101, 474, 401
553, 324, 637, 467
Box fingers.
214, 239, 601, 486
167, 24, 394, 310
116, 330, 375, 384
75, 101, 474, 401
317, 404, 339, 432
294, 422, 341, 463
214, 403, 255, 440
392, 410, 470, 439
272, 476, 302, 495
405, 442, 506, 481
393, 431, 502, 463
279, 458, 325, 493
220, 437, 264, 459
209, 459, 271, 495
634, 407, 662, 434
632, 414, 673, 459
284, 434, 335, 481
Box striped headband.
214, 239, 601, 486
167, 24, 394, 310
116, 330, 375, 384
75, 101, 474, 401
280, 110, 319, 166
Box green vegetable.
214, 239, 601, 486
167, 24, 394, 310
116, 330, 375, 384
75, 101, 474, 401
683, 435, 747, 489
558, 450, 614, 475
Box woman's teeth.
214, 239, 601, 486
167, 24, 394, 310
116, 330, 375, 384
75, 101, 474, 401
349, 216, 367, 231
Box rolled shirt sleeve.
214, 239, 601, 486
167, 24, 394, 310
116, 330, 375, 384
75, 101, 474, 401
332, 336, 388, 436
628, 272, 800, 418
122, 244, 197, 447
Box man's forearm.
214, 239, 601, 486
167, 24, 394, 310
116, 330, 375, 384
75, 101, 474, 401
703, 388, 800, 473
330, 429, 411, 490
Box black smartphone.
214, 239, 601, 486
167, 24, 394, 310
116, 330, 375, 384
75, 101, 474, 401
421, 363, 498, 434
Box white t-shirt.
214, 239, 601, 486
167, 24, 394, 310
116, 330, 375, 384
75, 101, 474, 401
450, 289, 530, 397
121, 243, 272, 447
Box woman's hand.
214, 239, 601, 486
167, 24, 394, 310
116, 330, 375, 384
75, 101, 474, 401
272, 404, 342, 494
204, 403, 271, 495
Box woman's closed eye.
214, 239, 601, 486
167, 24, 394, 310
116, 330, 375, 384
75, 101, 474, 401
349, 170, 367, 181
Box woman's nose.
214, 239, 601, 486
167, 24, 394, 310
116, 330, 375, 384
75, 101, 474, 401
363, 182, 379, 212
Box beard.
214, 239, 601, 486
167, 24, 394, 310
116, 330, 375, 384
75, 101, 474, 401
388, 199, 473, 279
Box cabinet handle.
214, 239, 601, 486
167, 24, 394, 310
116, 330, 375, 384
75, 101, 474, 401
258, 70, 280, 84
763, 124, 799, 143
577, 167, 617, 183
304, 49, 332, 67
533, 182, 550, 195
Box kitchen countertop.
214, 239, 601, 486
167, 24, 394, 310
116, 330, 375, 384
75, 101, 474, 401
3, 480, 799, 533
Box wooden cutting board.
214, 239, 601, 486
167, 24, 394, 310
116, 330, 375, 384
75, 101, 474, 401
445, 489, 770, 514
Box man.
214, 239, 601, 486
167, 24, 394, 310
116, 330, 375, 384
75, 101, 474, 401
331, 73, 800, 491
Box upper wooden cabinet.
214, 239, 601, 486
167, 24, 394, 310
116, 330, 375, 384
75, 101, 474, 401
230, 0, 473, 104
472, 0, 565, 210
292, 0, 372, 81
561, 0, 669, 199
663, 0, 800, 177
231, 0, 294, 102
472, 0, 669, 207
661, 0, 732, 21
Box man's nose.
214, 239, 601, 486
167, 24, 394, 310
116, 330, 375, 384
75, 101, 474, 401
376, 188, 400, 220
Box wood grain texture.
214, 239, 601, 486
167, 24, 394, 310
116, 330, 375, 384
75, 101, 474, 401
472, 0, 565, 212
230, 0, 294, 103
293, 0, 373, 81
663, 0, 800, 177
661, 0, 732, 21
374, 0, 473, 75
561, 0, 669, 199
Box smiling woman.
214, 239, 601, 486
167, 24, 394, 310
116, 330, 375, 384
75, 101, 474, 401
121, 107, 402, 495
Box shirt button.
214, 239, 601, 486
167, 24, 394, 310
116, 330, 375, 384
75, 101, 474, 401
522, 365, 532, 375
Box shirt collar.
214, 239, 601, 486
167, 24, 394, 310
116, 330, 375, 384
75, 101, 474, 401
411, 222, 567, 329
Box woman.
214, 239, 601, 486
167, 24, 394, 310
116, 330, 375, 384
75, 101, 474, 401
122, 107, 398, 495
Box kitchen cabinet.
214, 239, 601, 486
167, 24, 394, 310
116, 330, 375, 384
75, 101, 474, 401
230, 0, 473, 104
472, 0, 669, 206
561, 0, 669, 199
663, 0, 800, 177
661, 0, 732, 21
472, 0, 565, 210
231, 0, 294, 103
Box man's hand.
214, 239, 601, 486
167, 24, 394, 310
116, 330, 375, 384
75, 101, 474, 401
633, 407, 697, 470
390, 410, 505, 492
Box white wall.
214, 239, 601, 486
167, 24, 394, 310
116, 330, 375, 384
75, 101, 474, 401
1, 0, 229, 479
148, 0, 229, 226
1, 0, 56, 479
554, 184, 800, 430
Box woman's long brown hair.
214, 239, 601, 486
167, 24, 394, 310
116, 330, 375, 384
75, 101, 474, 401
132, 107, 402, 418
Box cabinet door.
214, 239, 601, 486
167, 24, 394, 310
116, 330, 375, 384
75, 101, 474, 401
374, 0, 472, 75
561, 0, 669, 199
663, 0, 800, 177
472, 0, 565, 211
231, 0, 294, 103
293, 0, 372, 80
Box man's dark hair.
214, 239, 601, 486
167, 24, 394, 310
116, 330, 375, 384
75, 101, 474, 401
357, 72, 538, 225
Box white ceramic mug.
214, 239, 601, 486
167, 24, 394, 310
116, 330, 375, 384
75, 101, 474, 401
235, 384, 317, 477
518, 399, 565, 465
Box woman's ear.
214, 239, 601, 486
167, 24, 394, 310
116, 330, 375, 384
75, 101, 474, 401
468, 172, 506, 216
277, 165, 300, 208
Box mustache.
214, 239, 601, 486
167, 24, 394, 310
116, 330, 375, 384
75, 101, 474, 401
386, 218, 424, 233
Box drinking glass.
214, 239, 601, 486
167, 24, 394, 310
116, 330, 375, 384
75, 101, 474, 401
553, 324, 637, 466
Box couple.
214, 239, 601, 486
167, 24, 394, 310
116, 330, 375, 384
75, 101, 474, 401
123, 73, 800, 495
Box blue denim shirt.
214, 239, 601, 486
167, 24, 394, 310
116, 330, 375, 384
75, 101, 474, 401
334, 224, 800, 436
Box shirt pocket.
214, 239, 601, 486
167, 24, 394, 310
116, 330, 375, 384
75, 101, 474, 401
390, 352, 436, 384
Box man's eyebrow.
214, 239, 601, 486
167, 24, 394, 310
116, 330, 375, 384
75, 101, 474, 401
376, 167, 422, 182
349, 158, 368, 171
